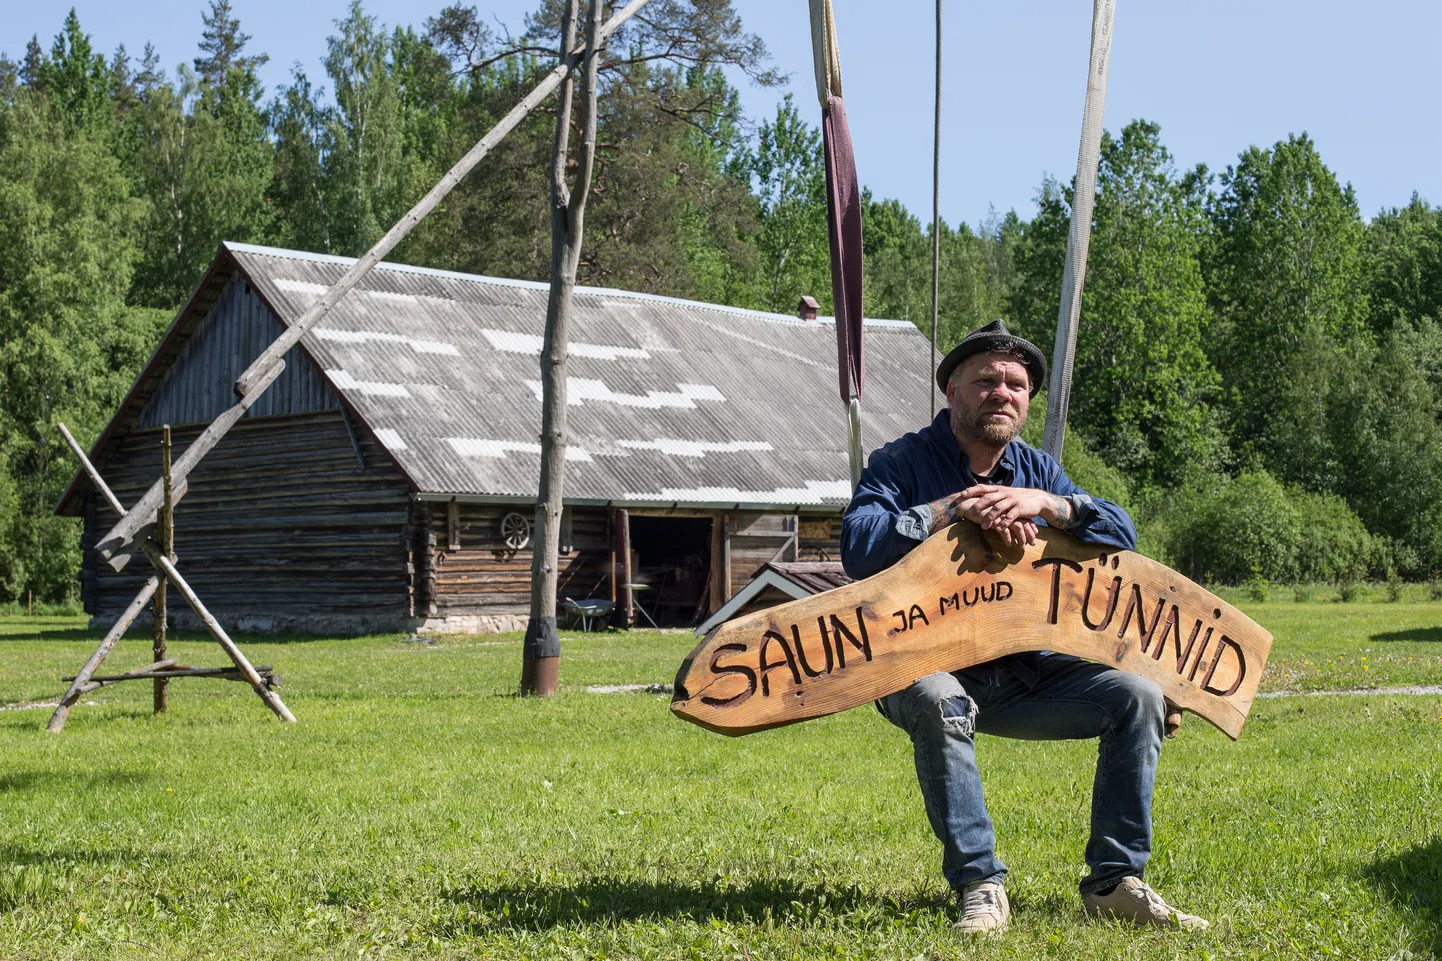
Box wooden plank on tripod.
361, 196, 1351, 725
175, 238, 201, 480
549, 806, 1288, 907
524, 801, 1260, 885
73, 664, 274, 684
671, 523, 1273, 740
46, 577, 160, 733
64, 659, 177, 682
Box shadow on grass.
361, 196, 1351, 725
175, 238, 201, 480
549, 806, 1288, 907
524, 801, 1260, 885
1365, 835, 1442, 956
0, 626, 104, 643
433, 876, 940, 933
1372, 627, 1442, 644
0, 767, 152, 793
0, 840, 170, 869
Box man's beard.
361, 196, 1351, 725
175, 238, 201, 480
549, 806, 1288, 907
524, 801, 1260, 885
953, 398, 1025, 447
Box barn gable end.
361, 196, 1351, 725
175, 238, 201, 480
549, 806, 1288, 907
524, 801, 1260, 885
135, 276, 338, 429
70, 257, 420, 635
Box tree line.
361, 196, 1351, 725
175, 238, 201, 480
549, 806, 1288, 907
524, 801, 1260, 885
2, 1, 1440, 605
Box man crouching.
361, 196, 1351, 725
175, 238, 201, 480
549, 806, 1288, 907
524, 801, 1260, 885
840, 319, 1206, 935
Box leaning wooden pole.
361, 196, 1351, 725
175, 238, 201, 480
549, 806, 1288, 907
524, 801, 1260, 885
97, 359, 284, 572
148, 552, 295, 723
524, 0, 605, 696
1042, 0, 1115, 461
93, 0, 655, 574
46, 577, 159, 733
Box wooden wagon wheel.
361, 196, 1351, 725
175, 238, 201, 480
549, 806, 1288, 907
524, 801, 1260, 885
500, 512, 532, 551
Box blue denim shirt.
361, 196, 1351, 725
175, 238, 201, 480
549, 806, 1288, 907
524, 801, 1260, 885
841, 409, 1137, 685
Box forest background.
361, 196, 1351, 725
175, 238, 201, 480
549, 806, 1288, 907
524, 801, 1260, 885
4, 0, 1442, 606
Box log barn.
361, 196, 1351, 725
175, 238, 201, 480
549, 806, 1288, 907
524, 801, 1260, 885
57, 243, 930, 635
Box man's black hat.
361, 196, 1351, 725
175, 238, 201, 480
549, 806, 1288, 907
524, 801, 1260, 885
934, 319, 1048, 396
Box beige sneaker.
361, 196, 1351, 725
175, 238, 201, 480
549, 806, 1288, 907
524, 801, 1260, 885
1082, 876, 1208, 930
955, 880, 1009, 935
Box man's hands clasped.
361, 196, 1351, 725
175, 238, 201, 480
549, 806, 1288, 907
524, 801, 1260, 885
928, 485, 1073, 548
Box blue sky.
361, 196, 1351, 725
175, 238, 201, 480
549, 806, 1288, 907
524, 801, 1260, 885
8, 1, 1438, 227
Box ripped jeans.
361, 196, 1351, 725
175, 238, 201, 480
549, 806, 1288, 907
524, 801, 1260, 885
878, 655, 1165, 895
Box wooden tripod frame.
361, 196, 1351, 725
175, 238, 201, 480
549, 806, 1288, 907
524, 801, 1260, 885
46, 423, 293, 733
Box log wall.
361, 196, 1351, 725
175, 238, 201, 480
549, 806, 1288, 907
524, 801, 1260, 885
728, 512, 843, 597
81, 409, 845, 635
417, 502, 613, 632
84, 409, 413, 635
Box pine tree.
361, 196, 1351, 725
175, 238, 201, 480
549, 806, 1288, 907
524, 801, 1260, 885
19, 37, 44, 90
123, 2, 273, 306
193, 0, 269, 86
37, 10, 114, 132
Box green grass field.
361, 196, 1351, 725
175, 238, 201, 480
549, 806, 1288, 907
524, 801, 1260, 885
2, 601, 1441, 959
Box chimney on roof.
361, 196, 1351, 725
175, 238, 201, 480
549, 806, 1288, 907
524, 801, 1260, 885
797, 295, 820, 321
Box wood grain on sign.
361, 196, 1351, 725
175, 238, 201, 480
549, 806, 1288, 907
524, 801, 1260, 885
672, 523, 1273, 740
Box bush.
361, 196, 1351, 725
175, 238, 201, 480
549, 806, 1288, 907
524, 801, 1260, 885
1430, 578, 1442, 601
1146, 470, 1374, 586
1386, 572, 1404, 602
1294, 491, 1374, 584
1246, 568, 1270, 603
1337, 578, 1359, 603
1293, 584, 1313, 602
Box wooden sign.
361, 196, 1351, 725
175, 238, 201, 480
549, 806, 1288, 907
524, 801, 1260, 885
671, 523, 1272, 740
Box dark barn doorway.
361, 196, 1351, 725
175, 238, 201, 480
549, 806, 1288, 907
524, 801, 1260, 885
626, 515, 712, 627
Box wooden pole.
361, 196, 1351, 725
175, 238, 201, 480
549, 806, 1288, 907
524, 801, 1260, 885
146, 552, 295, 722
92, 0, 656, 576
618, 509, 633, 627
609, 509, 617, 604
709, 513, 725, 614
929, 0, 942, 415
721, 513, 732, 603
153, 425, 172, 714
56, 423, 296, 723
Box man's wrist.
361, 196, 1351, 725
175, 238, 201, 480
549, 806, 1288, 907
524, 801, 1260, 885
1049, 493, 1074, 529
927, 494, 963, 528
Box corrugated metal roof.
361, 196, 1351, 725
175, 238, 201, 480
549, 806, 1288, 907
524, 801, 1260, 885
94, 242, 934, 512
